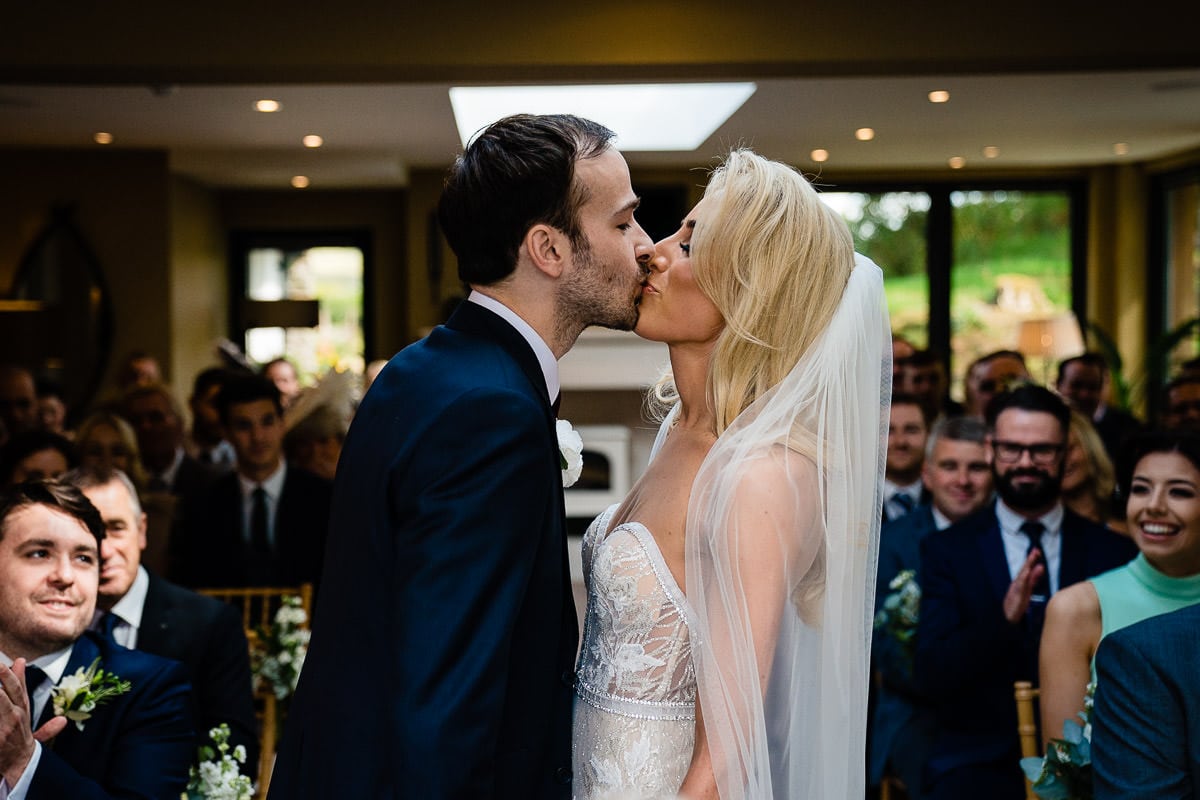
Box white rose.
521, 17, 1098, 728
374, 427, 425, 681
556, 419, 584, 488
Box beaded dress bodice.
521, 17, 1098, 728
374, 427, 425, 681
572, 505, 697, 800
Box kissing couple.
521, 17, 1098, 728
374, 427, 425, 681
267, 114, 891, 800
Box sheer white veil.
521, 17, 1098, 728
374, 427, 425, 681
683, 254, 890, 798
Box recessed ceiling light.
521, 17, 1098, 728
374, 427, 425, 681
93, 132, 114, 145
1113, 142, 1130, 156
303, 135, 324, 148
928, 90, 951, 103
982, 146, 1000, 159
448, 83, 756, 151
291, 175, 310, 189
948, 156, 966, 169
255, 99, 281, 113
811, 149, 829, 163
855, 128, 875, 142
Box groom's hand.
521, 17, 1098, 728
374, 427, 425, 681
0, 658, 39, 787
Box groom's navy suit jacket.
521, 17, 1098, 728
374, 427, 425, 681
914, 502, 1135, 797
1092, 602, 1200, 799
28, 630, 195, 800
268, 301, 578, 800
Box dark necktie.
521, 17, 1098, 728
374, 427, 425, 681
99, 611, 121, 640
893, 492, 915, 517
1022, 520, 1051, 631
251, 487, 270, 555
25, 666, 46, 729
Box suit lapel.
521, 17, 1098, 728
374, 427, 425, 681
38, 634, 102, 729
975, 506, 1012, 604
1057, 510, 1087, 589
137, 574, 174, 653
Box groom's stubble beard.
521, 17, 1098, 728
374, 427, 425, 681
554, 234, 643, 346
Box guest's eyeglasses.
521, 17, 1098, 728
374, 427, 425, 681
991, 440, 1064, 465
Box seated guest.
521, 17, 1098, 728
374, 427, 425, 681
180, 374, 332, 589
963, 350, 1029, 419
1038, 430, 1200, 746
120, 383, 215, 501
1091, 603, 1200, 799
870, 415, 992, 799
1056, 353, 1142, 461
75, 412, 147, 490
115, 350, 162, 393
883, 393, 932, 523
261, 357, 301, 411
0, 366, 39, 446
0, 431, 78, 486
0, 480, 194, 799
283, 404, 347, 483
66, 467, 259, 775
34, 379, 71, 439
187, 367, 237, 473
1162, 375, 1200, 432
1061, 410, 1121, 530
899, 348, 965, 421
915, 385, 1135, 800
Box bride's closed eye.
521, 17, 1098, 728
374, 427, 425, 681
680, 242, 691, 255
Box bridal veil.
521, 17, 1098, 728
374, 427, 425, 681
684, 254, 890, 798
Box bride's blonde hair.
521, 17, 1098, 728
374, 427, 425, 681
652, 149, 855, 436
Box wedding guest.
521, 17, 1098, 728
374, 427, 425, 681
0, 430, 78, 486
65, 467, 258, 775
35, 379, 70, 438
179, 374, 331, 588
262, 358, 301, 411
1038, 430, 1200, 746
870, 415, 992, 799
116, 350, 162, 392
893, 334, 916, 387
0, 365, 38, 441
187, 367, 236, 472
1061, 410, 1121, 530
883, 393, 931, 523
283, 404, 346, 482
1056, 353, 1142, 461
1162, 375, 1200, 432
1091, 603, 1200, 799
0, 480, 194, 799
75, 412, 148, 491
120, 383, 216, 506
963, 350, 1029, 419
899, 348, 965, 421
915, 385, 1135, 800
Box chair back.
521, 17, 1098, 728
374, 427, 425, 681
253, 690, 278, 798
1014, 680, 1041, 800
197, 583, 313, 633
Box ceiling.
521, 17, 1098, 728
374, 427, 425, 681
2, 68, 1199, 189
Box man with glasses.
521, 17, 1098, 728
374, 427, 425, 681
914, 385, 1135, 800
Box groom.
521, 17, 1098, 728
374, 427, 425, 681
267, 114, 654, 799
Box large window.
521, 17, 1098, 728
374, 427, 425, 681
822, 183, 1081, 399
231, 232, 369, 382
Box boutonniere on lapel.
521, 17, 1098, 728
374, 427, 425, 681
556, 419, 584, 488
51, 657, 131, 731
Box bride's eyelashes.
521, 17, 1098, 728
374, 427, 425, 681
680, 242, 691, 255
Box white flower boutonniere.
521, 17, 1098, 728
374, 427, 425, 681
51, 657, 132, 731
556, 419, 584, 488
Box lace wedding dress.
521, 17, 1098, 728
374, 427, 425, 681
572, 504, 696, 800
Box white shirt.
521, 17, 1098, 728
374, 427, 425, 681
0, 645, 74, 800
996, 499, 1065, 594
239, 461, 288, 548
91, 566, 150, 649
467, 290, 560, 405
931, 506, 953, 531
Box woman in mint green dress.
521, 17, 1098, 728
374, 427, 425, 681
1039, 430, 1200, 744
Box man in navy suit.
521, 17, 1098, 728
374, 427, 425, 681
915, 385, 1136, 800
67, 466, 258, 773
267, 114, 654, 799
1091, 603, 1200, 799
179, 374, 332, 589
0, 480, 194, 799
870, 414, 992, 798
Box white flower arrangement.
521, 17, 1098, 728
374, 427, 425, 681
50, 657, 131, 731
252, 595, 311, 701
182, 723, 254, 800
557, 419, 584, 488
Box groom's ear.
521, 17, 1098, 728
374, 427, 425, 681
525, 223, 568, 279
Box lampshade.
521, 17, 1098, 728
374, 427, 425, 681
1016, 314, 1085, 360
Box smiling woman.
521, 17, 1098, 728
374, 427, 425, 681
1038, 429, 1200, 746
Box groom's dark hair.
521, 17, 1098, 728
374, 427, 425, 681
438, 113, 615, 286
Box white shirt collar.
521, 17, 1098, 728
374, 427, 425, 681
238, 459, 288, 500
884, 478, 924, 502
996, 498, 1064, 536
0, 645, 73, 683
467, 290, 560, 404
107, 565, 150, 632
931, 506, 953, 530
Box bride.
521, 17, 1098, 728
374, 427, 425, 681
571, 149, 890, 799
